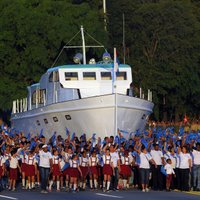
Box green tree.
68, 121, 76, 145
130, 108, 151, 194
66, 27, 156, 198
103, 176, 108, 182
108, 0, 200, 121
0, 0, 107, 110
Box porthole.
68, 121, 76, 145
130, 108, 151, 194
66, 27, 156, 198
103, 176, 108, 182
36, 120, 40, 126
53, 117, 58, 122
44, 118, 48, 124
65, 115, 71, 120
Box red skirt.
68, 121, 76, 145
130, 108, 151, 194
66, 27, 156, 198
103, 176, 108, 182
10, 168, 18, 180
26, 165, 35, 177
63, 167, 71, 176
103, 164, 113, 176
120, 165, 132, 177
0, 166, 3, 177
21, 163, 26, 173
52, 164, 60, 176
90, 166, 98, 175
70, 168, 79, 178
80, 166, 89, 178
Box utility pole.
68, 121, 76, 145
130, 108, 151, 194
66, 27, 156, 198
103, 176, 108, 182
103, 0, 107, 31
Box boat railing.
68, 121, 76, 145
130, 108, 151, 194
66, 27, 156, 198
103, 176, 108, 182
12, 98, 27, 114
135, 88, 153, 102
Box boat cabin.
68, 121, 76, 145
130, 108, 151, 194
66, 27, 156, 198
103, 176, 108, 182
27, 64, 132, 110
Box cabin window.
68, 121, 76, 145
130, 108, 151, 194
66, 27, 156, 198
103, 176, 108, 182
49, 71, 59, 82
36, 120, 40, 126
65, 115, 71, 120
83, 72, 96, 80
38, 89, 46, 104
44, 118, 48, 124
65, 72, 78, 81
53, 116, 58, 122
116, 72, 127, 80
101, 72, 112, 80
32, 89, 46, 105
32, 91, 36, 105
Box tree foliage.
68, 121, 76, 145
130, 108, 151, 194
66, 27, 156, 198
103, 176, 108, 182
0, 0, 199, 121
108, 0, 200, 121
0, 0, 107, 109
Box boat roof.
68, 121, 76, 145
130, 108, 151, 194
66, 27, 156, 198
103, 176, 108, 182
47, 64, 131, 72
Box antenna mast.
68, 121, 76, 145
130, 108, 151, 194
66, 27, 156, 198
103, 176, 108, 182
123, 13, 126, 64
81, 25, 86, 64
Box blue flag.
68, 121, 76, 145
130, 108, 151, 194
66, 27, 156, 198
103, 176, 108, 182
39, 129, 43, 138
66, 128, 70, 136
71, 132, 75, 141
27, 133, 31, 141
114, 135, 120, 145
92, 133, 96, 146
52, 132, 57, 146
141, 138, 148, 149
30, 140, 36, 150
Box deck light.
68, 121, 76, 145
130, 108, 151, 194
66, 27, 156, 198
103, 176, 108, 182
102, 52, 111, 63
73, 53, 83, 64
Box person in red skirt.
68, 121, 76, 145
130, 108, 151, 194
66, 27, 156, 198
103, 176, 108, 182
18, 143, 26, 189
102, 148, 114, 192
9, 149, 21, 191
62, 146, 72, 191
49, 149, 61, 192
25, 150, 37, 190
69, 153, 82, 193
0, 153, 5, 179
79, 150, 89, 191
89, 150, 99, 190
120, 150, 134, 189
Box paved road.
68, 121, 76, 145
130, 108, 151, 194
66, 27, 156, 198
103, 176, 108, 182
0, 189, 200, 200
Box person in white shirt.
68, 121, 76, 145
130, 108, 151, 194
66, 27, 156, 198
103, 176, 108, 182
79, 150, 89, 191
109, 145, 120, 191
164, 158, 175, 191
178, 145, 192, 191
164, 146, 177, 189
150, 143, 165, 190
192, 143, 200, 191
25, 150, 37, 190
135, 144, 157, 192
39, 145, 53, 194
0, 154, 5, 179
9, 149, 21, 191
119, 150, 134, 189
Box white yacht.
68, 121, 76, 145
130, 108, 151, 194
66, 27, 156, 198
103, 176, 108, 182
11, 27, 154, 139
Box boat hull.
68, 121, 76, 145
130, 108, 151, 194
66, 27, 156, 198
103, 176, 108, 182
11, 94, 154, 139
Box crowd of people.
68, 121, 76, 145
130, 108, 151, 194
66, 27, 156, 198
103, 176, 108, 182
0, 121, 200, 194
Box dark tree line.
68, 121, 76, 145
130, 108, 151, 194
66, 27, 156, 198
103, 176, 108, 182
0, 0, 199, 122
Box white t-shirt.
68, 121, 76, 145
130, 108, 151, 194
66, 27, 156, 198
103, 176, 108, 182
179, 152, 191, 169
10, 157, 18, 169
25, 155, 36, 165
150, 150, 163, 165
164, 152, 177, 169
52, 155, 61, 165
0, 156, 5, 167
139, 153, 152, 169
164, 163, 175, 175
39, 150, 52, 168
89, 156, 99, 166
192, 150, 200, 165
121, 155, 133, 165
79, 157, 89, 167
103, 155, 113, 165
175, 153, 180, 168
110, 152, 119, 168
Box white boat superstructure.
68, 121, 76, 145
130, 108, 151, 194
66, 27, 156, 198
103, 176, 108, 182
11, 26, 154, 139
